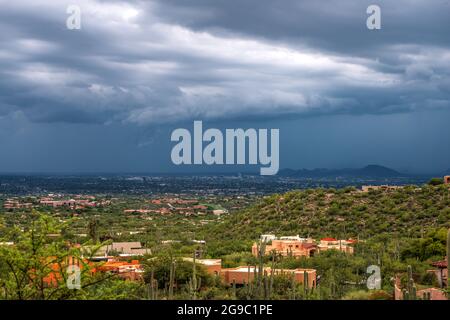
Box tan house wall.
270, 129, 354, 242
394, 276, 448, 300
418, 288, 448, 300
203, 263, 222, 276
252, 240, 317, 258
221, 267, 316, 288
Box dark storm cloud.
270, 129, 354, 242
0, 0, 449, 126
150, 0, 450, 54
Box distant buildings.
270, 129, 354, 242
88, 242, 152, 260
252, 235, 355, 258
221, 266, 317, 288
3, 194, 110, 210
318, 238, 355, 254
260, 234, 276, 243
161, 240, 181, 244
41, 256, 145, 286
444, 176, 450, 184
123, 209, 161, 214
151, 198, 199, 206
278, 235, 308, 241
392, 256, 448, 300
361, 185, 402, 192
429, 258, 448, 288
212, 209, 227, 215
123, 197, 228, 217
253, 238, 317, 258
97, 260, 144, 281
41, 256, 86, 287
183, 258, 222, 276
3, 198, 33, 209
184, 258, 317, 288
40, 197, 103, 209
394, 274, 448, 300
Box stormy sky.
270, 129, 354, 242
0, 0, 449, 174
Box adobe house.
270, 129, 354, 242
42, 256, 93, 287
252, 239, 318, 258
318, 238, 355, 254
260, 234, 276, 242
361, 185, 401, 192
97, 260, 143, 281
183, 258, 222, 276
429, 258, 448, 288
444, 176, 450, 184
394, 275, 447, 300
221, 266, 317, 288
86, 242, 152, 261
184, 258, 317, 289
252, 236, 356, 258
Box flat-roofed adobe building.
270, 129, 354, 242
252, 235, 356, 258
86, 242, 152, 260
260, 234, 276, 243
252, 237, 317, 258
361, 185, 402, 192
182, 257, 318, 288
429, 258, 448, 288
183, 258, 222, 276
318, 238, 354, 254
97, 260, 144, 281
221, 266, 317, 288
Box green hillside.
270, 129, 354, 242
207, 185, 450, 241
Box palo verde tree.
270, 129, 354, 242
0, 211, 110, 300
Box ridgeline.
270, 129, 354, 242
207, 184, 450, 241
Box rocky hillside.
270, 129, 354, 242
208, 185, 450, 241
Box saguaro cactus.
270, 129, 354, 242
168, 259, 176, 299
289, 273, 296, 300
245, 266, 254, 299
232, 279, 237, 299
148, 270, 159, 300
244, 279, 254, 300
330, 281, 337, 299
263, 270, 269, 299
257, 241, 266, 279
189, 251, 202, 300
269, 268, 274, 298
255, 240, 266, 296
303, 270, 309, 297
402, 265, 417, 300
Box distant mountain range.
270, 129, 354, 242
277, 165, 408, 178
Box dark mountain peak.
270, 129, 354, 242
358, 165, 402, 177
363, 164, 386, 170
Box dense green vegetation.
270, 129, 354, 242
0, 184, 449, 300
208, 185, 450, 241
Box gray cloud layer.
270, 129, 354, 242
0, 0, 449, 125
